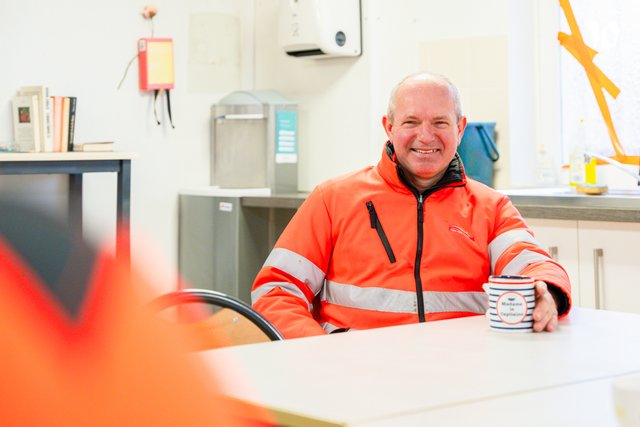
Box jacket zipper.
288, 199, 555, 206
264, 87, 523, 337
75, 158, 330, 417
392, 155, 465, 323
414, 194, 426, 322
366, 201, 396, 263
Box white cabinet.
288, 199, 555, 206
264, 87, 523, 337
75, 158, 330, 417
578, 221, 640, 313
525, 218, 640, 314
525, 218, 581, 306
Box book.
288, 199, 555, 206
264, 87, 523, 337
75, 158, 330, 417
18, 85, 52, 152
51, 96, 63, 152
44, 95, 53, 151
61, 97, 71, 152
11, 95, 41, 152
72, 142, 113, 152
67, 96, 77, 151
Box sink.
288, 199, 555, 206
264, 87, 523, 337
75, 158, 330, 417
604, 188, 640, 197
500, 187, 573, 196
500, 187, 640, 198
499, 187, 640, 211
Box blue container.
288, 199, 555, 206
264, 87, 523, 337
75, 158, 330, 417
457, 122, 499, 187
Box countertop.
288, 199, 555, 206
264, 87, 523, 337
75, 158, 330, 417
499, 187, 640, 222
239, 187, 640, 222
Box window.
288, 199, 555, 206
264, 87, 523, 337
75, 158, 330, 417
559, 0, 640, 168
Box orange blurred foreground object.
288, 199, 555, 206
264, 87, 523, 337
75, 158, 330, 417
0, 233, 274, 426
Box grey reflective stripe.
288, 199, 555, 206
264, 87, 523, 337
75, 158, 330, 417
424, 290, 487, 315
323, 281, 417, 313
321, 322, 343, 333
251, 282, 313, 311
500, 249, 553, 276
322, 281, 488, 315
488, 229, 540, 273
263, 248, 325, 296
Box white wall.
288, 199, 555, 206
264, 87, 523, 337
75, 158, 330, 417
0, 0, 254, 293
508, 0, 563, 187
254, 0, 373, 190
255, 0, 518, 191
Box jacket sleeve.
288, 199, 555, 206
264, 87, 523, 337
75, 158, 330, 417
251, 187, 332, 338
490, 195, 572, 317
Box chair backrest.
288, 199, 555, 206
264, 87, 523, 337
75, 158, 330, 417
151, 289, 284, 350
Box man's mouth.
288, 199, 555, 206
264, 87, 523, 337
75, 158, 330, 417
412, 148, 439, 154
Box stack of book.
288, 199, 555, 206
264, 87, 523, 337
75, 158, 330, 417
72, 142, 113, 152
10, 85, 78, 153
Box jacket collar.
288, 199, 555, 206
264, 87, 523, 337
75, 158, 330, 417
377, 141, 467, 196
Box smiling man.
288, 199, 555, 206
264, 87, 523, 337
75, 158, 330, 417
382, 74, 466, 192
252, 72, 572, 339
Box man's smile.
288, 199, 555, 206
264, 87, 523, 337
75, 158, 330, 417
411, 148, 440, 154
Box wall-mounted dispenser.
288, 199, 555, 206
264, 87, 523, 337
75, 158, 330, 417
278, 0, 362, 58
210, 90, 298, 193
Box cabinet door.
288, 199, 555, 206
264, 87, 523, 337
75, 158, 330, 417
525, 218, 581, 306
578, 221, 640, 313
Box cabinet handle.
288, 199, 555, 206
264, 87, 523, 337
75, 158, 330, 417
548, 246, 558, 261
593, 248, 604, 309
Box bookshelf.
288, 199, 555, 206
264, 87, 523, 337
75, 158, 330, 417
0, 152, 137, 266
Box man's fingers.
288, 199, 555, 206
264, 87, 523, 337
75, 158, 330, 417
546, 313, 558, 332
533, 281, 558, 332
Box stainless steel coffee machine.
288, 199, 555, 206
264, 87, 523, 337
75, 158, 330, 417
210, 90, 298, 193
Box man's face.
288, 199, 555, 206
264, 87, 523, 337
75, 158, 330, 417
382, 79, 466, 190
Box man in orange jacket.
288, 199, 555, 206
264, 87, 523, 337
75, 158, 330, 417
252, 72, 571, 339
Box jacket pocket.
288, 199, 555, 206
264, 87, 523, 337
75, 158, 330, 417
366, 201, 396, 263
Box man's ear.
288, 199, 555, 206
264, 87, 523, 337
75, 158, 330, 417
456, 116, 467, 146
382, 115, 393, 138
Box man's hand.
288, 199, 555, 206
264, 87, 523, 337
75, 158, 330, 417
533, 281, 558, 332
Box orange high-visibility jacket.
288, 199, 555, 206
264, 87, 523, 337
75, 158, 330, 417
252, 143, 571, 339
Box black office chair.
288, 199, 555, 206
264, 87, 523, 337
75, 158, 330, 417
151, 289, 284, 350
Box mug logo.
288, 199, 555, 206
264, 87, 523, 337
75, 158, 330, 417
449, 225, 474, 241
496, 291, 528, 325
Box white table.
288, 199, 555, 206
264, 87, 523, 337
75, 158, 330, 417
355, 377, 620, 426
199, 308, 640, 426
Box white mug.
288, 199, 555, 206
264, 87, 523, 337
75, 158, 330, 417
485, 275, 535, 332
613, 373, 640, 427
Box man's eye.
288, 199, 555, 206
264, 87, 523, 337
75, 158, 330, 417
403, 120, 417, 126
435, 121, 449, 128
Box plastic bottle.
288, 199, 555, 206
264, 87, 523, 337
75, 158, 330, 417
585, 157, 597, 185
535, 144, 556, 186
569, 119, 587, 186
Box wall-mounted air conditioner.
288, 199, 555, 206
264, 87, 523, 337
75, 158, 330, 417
278, 0, 362, 58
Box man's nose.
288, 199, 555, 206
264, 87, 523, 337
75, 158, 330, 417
416, 123, 434, 141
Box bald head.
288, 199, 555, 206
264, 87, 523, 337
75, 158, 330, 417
386, 72, 462, 123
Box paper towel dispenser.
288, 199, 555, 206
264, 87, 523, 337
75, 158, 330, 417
279, 0, 362, 58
